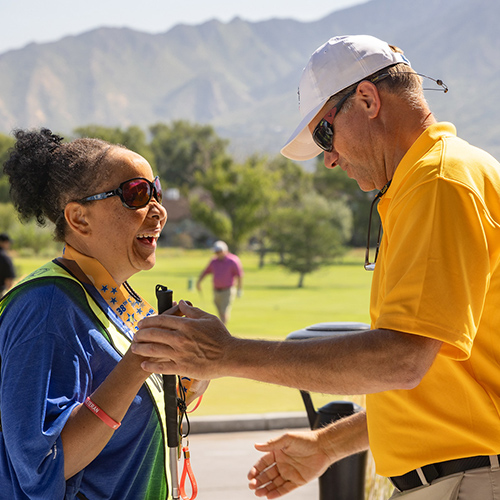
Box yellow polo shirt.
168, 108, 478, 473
367, 122, 500, 477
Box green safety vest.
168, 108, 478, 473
0, 260, 171, 495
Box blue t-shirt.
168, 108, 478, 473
0, 277, 167, 499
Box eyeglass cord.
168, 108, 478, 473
365, 180, 392, 271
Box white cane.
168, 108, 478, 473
156, 285, 180, 500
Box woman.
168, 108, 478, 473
0, 128, 201, 499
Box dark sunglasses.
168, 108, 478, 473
312, 71, 449, 154
312, 74, 393, 153
312, 89, 356, 153
79, 176, 162, 209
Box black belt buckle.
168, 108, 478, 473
390, 455, 495, 492
421, 463, 440, 484
389, 464, 438, 492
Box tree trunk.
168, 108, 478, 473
297, 273, 304, 288
258, 249, 266, 268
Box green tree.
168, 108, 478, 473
11, 222, 59, 256
0, 203, 59, 256
313, 158, 376, 247
73, 125, 155, 170
267, 193, 352, 288
266, 155, 314, 206
150, 121, 229, 191
0, 203, 19, 233
0, 133, 16, 203
254, 155, 314, 267
190, 155, 278, 253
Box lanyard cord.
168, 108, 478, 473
177, 376, 190, 437
179, 443, 198, 500
187, 395, 203, 414
177, 376, 198, 499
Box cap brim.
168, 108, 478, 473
280, 99, 327, 161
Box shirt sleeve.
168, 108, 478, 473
200, 260, 214, 278
232, 256, 243, 277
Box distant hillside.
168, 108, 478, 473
0, 0, 498, 159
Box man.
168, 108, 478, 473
133, 35, 500, 499
196, 240, 243, 324
0, 233, 15, 298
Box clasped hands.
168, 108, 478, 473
132, 300, 334, 498
132, 300, 231, 380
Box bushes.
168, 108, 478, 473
0, 203, 60, 256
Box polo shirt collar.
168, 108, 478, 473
387, 122, 457, 198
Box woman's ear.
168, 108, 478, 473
64, 202, 91, 236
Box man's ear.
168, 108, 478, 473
64, 202, 91, 236
356, 80, 381, 119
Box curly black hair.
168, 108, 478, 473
3, 128, 121, 241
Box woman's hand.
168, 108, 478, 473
181, 377, 210, 406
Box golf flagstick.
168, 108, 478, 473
156, 284, 180, 500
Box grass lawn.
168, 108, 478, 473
13, 247, 373, 416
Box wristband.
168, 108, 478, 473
84, 397, 121, 430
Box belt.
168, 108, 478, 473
389, 454, 500, 492
214, 287, 231, 291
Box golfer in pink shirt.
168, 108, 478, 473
196, 241, 243, 324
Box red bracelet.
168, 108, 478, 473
84, 397, 121, 430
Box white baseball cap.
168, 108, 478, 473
212, 240, 228, 253
281, 35, 411, 161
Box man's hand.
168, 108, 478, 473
132, 301, 234, 380
248, 430, 332, 498
249, 411, 369, 498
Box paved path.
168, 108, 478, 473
183, 427, 319, 499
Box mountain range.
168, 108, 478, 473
0, 0, 498, 160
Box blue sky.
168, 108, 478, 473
0, 0, 368, 54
